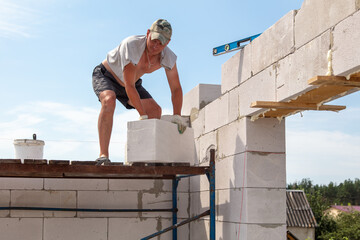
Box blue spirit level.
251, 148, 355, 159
213, 33, 261, 56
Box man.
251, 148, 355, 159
92, 19, 183, 165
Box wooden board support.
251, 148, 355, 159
0, 160, 208, 179
308, 75, 360, 87
251, 101, 346, 111
250, 75, 360, 120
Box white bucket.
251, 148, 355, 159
13, 139, 45, 163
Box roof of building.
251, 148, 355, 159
330, 205, 360, 212
286, 190, 318, 228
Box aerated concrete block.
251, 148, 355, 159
182, 84, 221, 115
251, 10, 296, 75
10, 190, 76, 217
221, 45, 252, 94
0, 177, 43, 190
276, 30, 330, 101
246, 117, 285, 153
0, 218, 43, 240
332, 10, 360, 76
44, 218, 107, 240
247, 224, 286, 240
215, 151, 285, 190
78, 190, 139, 218
295, 0, 357, 48
239, 66, 276, 117
217, 119, 246, 158
217, 188, 286, 224
204, 94, 229, 133
44, 178, 108, 190
126, 119, 195, 164
109, 179, 178, 192
198, 130, 217, 164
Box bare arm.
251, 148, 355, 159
123, 63, 146, 116
165, 63, 183, 115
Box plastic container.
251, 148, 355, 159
13, 139, 45, 163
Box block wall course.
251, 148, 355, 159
332, 10, 360, 76
217, 118, 246, 158
221, 45, 252, 94
0, 177, 43, 190
217, 188, 286, 224
109, 178, 189, 193
44, 218, 107, 240
204, 93, 229, 133
44, 178, 108, 191
0, 218, 43, 240
251, 10, 296, 75
295, 0, 357, 48
10, 190, 76, 217
239, 66, 276, 117
214, 152, 286, 190
246, 117, 286, 153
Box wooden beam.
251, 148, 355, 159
308, 75, 360, 87
251, 101, 346, 111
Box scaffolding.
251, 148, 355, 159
0, 150, 216, 240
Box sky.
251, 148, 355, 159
0, 0, 359, 186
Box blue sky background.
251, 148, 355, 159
0, 0, 359, 185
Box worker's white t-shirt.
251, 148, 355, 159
106, 35, 177, 81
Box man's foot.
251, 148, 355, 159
96, 156, 111, 166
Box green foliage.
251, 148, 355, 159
319, 211, 360, 240
287, 178, 360, 240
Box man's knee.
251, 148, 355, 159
100, 91, 116, 113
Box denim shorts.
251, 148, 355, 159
92, 63, 152, 109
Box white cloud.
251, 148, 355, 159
286, 108, 360, 185
0, 0, 44, 38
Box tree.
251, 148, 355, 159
319, 211, 360, 240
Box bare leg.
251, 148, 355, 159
128, 98, 162, 119
98, 90, 116, 158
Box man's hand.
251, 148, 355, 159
171, 115, 187, 134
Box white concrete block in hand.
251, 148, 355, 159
126, 119, 195, 164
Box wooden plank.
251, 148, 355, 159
0, 159, 22, 164
0, 163, 208, 179
71, 161, 97, 165
49, 160, 70, 165
251, 101, 346, 111
308, 75, 360, 87
24, 159, 48, 165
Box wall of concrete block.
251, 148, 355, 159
0, 177, 190, 240
187, 0, 360, 239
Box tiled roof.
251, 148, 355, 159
286, 190, 317, 228
330, 205, 360, 212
